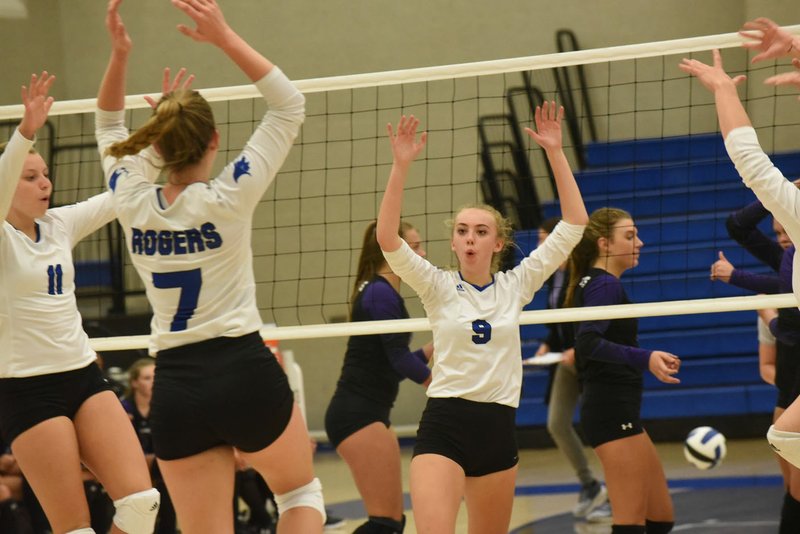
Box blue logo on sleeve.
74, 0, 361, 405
232, 157, 251, 183
109, 167, 128, 192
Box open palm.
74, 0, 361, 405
524, 101, 564, 151
387, 115, 427, 166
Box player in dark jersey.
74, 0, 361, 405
681, 25, 800, 529
325, 220, 432, 534
566, 207, 680, 534
97, 1, 323, 532
711, 198, 800, 532
121, 359, 176, 534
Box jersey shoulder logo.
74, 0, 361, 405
455, 283, 465, 292
233, 157, 252, 182
109, 167, 128, 192
579, 275, 592, 288
621, 422, 633, 430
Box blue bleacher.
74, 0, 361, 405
516, 133, 798, 427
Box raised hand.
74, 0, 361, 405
740, 17, 796, 64
649, 351, 680, 384
144, 68, 196, 109
679, 49, 747, 94
387, 115, 427, 167
19, 72, 56, 140
105, 0, 131, 56
171, 0, 233, 48
710, 250, 734, 282
524, 101, 564, 152
765, 58, 800, 99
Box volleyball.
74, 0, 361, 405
684, 426, 727, 470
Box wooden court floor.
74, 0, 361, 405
314, 438, 783, 533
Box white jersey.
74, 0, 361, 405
725, 126, 800, 308
100, 67, 305, 355
0, 129, 116, 377
383, 221, 584, 407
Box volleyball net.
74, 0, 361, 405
2, 27, 800, 352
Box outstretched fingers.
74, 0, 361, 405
171, 0, 229, 45
524, 101, 563, 150
144, 67, 196, 109
387, 115, 427, 162
19, 71, 56, 138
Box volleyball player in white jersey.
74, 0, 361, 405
97, 1, 323, 533
376, 106, 587, 534
0, 67, 160, 534
680, 22, 800, 525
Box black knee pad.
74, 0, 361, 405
781, 492, 800, 534
612, 525, 646, 534
645, 519, 674, 533
353, 515, 405, 534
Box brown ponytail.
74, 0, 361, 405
106, 89, 215, 174
350, 220, 414, 317
563, 207, 631, 306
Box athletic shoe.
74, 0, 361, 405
573, 481, 607, 518
586, 500, 613, 523
324, 510, 346, 530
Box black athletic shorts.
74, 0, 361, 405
776, 342, 800, 409
0, 362, 112, 445
151, 332, 294, 461
413, 397, 518, 477
324, 386, 392, 449
580, 382, 644, 448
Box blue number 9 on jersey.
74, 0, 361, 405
471, 319, 492, 344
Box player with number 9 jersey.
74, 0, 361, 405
376, 107, 587, 533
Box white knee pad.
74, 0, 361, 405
274, 477, 326, 523
66, 529, 96, 534
767, 425, 800, 469
112, 487, 160, 534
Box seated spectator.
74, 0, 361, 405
121, 358, 177, 534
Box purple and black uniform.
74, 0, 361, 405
573, 268, 650, 447
324, 276, 429, 448
726, 201, 800, 408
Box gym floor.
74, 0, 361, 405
315, 437, 782, 533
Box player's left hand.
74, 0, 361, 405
144, 67, 196, 109
679, 50, 746, 94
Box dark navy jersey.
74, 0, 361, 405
121, 397, 153, 454
337, 276, 428, 406
573, 268, 649, 387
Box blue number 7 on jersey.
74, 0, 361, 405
153, 268, 202, 332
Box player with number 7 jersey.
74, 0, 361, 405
98, 67, 304, 356
96, 1, 325, 531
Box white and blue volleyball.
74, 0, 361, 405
684, 426, 727, 470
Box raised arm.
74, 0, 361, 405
524, 102, 588, 226
171, 0, 272, 82
740, 17, 800, 64
1, 73, 55, 221
17, 72, 56, 141
97, 0, 131, 112
678, 50, 749, 139
377, 115, 427, 253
